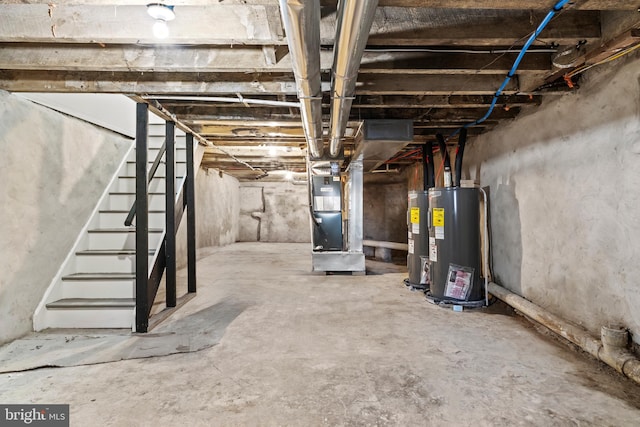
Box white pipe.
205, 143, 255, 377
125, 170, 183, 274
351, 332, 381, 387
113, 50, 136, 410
479, 187, 490, 306
363, 239, 408, 251
145, 95, 301, 108
488, 282, 640, 386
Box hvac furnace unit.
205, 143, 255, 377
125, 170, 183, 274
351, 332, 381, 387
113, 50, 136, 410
427, 187, 484, 305
312, 175, 343, 251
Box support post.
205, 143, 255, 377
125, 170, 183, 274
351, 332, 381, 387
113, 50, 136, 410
165, 121, 176, 307
186, 133, 197, 293
135, 103, 149, 333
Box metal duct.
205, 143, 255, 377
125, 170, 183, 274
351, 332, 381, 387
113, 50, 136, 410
328, 0, 379, 158
279, 0, 324, 159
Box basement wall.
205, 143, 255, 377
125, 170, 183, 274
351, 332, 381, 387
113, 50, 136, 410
238, 181, 310, 243
176, 168, 240, 268
0, 90, 131, 344
363, 176, 408, 244
464, 54, 640, 346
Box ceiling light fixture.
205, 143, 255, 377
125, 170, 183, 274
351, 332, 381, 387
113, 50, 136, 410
147, 3, 175, 39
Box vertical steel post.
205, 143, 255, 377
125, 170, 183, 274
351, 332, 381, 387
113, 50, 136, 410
165, 121, 176, 307
135, 103, 149, 333
186, 133, 197, 293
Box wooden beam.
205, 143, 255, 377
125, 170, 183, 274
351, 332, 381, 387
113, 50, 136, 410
172, 106, 518, 122
359, 51, 552, 74
0, 70, 517, 95
350, 95, 541, 108
355, 73, 519, 95
347, 107, 521, 121
0, 5, 601, 47
0, 45, 551, 74
0, 4, 280, 44
320, 10, 601, 47
0, 70, 298, 94
1, 0, 635, 10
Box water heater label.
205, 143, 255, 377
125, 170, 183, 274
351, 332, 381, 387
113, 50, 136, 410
435, 226, 445, 240
429, 237, 437, 262
410, 207, 420, 224
412, 223, 420, 234
408, 239, 415, 254
432, 208, 445, 227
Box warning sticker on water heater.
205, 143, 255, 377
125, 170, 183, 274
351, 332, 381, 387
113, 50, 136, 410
412, 223, 420, 234
432, 208, 444, 227
408, 239, 414, 254
429, 237, 437, 262
410, 207, 420, 224
435, 226, 444, 240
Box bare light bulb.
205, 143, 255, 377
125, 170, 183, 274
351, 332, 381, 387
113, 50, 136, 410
153, 20, 169, 39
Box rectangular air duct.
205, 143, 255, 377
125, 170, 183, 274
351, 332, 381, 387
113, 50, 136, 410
351, 120, 414, 172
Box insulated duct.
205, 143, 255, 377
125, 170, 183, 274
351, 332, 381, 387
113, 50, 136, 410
328, 0, 379, 158
279, 0, 324, 159
423, 141, 435, 190
436, 133, 451, 170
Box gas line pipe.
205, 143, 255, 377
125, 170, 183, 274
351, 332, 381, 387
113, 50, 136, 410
488, 282, 640, 386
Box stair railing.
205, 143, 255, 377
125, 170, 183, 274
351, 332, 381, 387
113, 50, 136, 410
131, 103, 197, 333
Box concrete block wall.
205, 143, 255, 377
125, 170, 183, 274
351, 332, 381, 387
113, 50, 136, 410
0, 90, 131, 344
238, 181, 310, 243
464, 54, 640, 346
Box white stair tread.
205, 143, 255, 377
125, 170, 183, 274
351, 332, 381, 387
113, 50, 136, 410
99, 209, 165, 213
46, 298, 135, 309
75, 249, 154, 255
87, 228, 163, 233
118, 176, 184, 179
62, 272, 135, 281
110, 191, 166, 195
126, 160, 186, 163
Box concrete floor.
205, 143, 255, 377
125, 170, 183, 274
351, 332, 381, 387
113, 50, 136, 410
1, 242, 639, 426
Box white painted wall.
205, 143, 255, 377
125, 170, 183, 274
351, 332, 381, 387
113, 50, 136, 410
17, 93, 137, 138
464, 54, 640, 346
0, 90, 131, 344
238, 181, 311, 243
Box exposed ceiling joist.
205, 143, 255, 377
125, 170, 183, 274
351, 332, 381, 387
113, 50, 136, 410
0, 5, 599, 48
1, 0, 635, 10
1, 0, 637, 178
0, 45, 552, 74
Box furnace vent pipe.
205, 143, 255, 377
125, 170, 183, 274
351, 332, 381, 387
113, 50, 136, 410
328, 0, 379, 158
423, 141, 435, 190
279, 0, 324, 159
454, 128, 467, 187
488, 282, 640, 386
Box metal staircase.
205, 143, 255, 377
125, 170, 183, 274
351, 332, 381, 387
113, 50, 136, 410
33, 116, 191, 331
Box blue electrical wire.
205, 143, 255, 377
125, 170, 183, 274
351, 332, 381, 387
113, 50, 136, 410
449, 0, 572, 138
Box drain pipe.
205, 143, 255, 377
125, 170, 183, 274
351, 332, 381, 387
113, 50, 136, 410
279, 0, 324, 159
488, 282, 640, 386
328, 0, 379, 158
